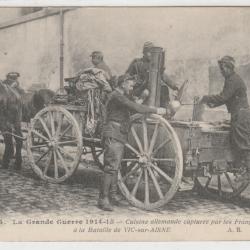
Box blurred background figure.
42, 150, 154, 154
90, 51, 113, 81
3, 72, 25, 95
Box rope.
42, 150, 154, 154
85, 89, 97, 135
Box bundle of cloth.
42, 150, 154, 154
75, 68, 112, 136
76, 67, 112, 93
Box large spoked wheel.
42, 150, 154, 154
194, 163, 249, 199
118, 114, 183, 210
27, 106, 82, 183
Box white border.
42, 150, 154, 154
0, 1, 249, 249
0, 242, 250, 250
0, 0, 249, 7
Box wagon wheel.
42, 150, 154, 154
27, 106, 82, 183
118, 114, 183, 210
194, 163, 249, 199
90, 146, 104, 170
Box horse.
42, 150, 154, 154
21, 89, 55, 122
0, 81, 23, 170
1, 87, 55, 170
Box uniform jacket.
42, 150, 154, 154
203, 72, 250, 151
3, 79, 25, 96
102, 89, 157, 143
95, 61, 112, 81
126, 57, 177, 97
203, 72, 249, 118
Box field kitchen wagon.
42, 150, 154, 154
26, 47, 249, 211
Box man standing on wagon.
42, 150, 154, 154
90, 51, 113, 83
201, 56, 250, 182
98, 74, 166, 211
126, 41, 179, 106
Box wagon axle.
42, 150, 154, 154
138, 154, 150, 165
47, 138, 59, 148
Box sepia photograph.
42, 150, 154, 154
0, 5, 249, 241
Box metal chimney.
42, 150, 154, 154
147, 47, 164, 107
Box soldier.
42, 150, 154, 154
201, 56, 250, 181
98, 74, 166, 211
126, 41, 179, 106
3, 72, 25, 95
90, 51, 113, 82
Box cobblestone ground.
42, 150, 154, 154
0, 148, 250, 218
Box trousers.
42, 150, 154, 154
103, 137, 125, 175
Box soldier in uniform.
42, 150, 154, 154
90, 51, 113, 82
98, 74, 166, 211
201, 56, 250, 181
126, 41, 179, 106
3, 72, 25, 95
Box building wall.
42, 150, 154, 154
0, 7, 250, 120
63, 7, 250, 104
0, 12, 59, 90
0, 8, 22, 23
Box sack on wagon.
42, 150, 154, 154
75, 68, 112, 136
76, 67, 112, 93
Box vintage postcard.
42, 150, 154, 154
0, 5, 249, 241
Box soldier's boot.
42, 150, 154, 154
2, 134, 12, 169
2, 149, 11, 169
110, 173, 120, 206
98, 173, 113, 211
236, 152, 250, 182
2, 155, 9, 169
14, 132, 23, 171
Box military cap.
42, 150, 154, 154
90, 51, 103, 58
143, 41, 154, 52
218, 55, 235, 68
6, 72, 20, 79
117, 74, 135, 86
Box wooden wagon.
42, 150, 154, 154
26, 47, 249, 210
